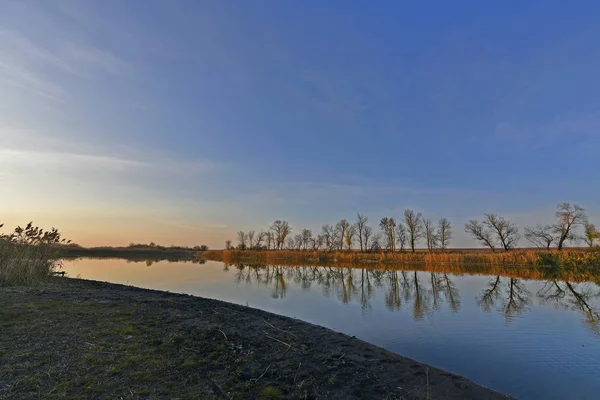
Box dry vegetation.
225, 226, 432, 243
0, 223, 66, 286
204, 248, 600, 269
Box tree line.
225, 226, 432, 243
226, 203, 599, 252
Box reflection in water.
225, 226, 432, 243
538, 280, 600, 336
477, 277, 531, 320
229, 263, 600, 332
230, 264, 464, 319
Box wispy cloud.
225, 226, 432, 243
0, 149, 145, 170
0, 26, 131, 104
0, 148, 220, 177
0, 30, 69, 103
61, 42, 131, 76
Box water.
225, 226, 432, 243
63, 258, 600, 400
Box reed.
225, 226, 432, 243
0, 241, 62, 286
0, 222, 67, 286
203, 248, 600, 268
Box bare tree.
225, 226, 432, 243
584, 222, 599, 247
363, 226, 373, 252
237, 231, 247, 250
293, 234, 303, 250
404, 209, 424, 253
312, 235, 324, 251
553, 203, 587, 250
225, 240, 232, 250
396, 223, 407, 252
345, 225, 356, 250
423, 219, 438, 252
271, 220, 292, 250
266, 232, 275, 250
524, 225, 555, 249
437, 218, 452, 250
355, 214, 369, 252
255, 231, 266, 249
370, 233, 382, 252
465, 220, 496, 251
247, 230, 255, 250
336, 219, 350, 251
285, 236, 295, 250
482, 214, 520, 251
379, 217, 397, 252
321, 224, 337, 251
301, 229, 313, 250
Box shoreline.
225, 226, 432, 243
0, 277, 511, 399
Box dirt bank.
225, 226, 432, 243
0, 278, 511, 399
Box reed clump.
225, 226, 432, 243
0, 222, 68, 286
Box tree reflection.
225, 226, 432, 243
441, 274, 461, 312
538, 280, 600, 335
359, 269, 375, 313
411, 271, 429, 320
384, 271, 402, 311
476, 276, 531, 319
477, 276, 502, 312
228, 263, 600, 334
230, 264, 462, 319
504, 278, 530, 319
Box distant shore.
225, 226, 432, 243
56, 245, 203, 262
0, 277, 510, 399
203, 248, 600, 269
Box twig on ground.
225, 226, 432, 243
294, 362, 302, 383
251, 363, 271, 383
338, 353, 346, 360
263, 330, 294, 351
217, 329, 228, 341
263, 318, 298, 338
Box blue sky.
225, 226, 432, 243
1, 1, 599, 247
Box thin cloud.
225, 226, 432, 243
0, 27, 132, 105
62, 42, 131, 76
0, 148, 220, 175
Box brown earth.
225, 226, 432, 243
0, 278, 512, 399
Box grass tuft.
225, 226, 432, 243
259, 385, 282, 400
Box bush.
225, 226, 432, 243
0, 222, 68, 286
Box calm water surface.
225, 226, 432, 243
63, 258, 600, 400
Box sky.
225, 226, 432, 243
1, 0, 599, 248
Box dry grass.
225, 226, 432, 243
204, 248, 600, 268
0, 241, 61, 286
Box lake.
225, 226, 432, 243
63, 258, 600, 400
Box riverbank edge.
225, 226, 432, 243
0, 277, 511, 399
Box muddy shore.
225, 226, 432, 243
0, 278, 511, 399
